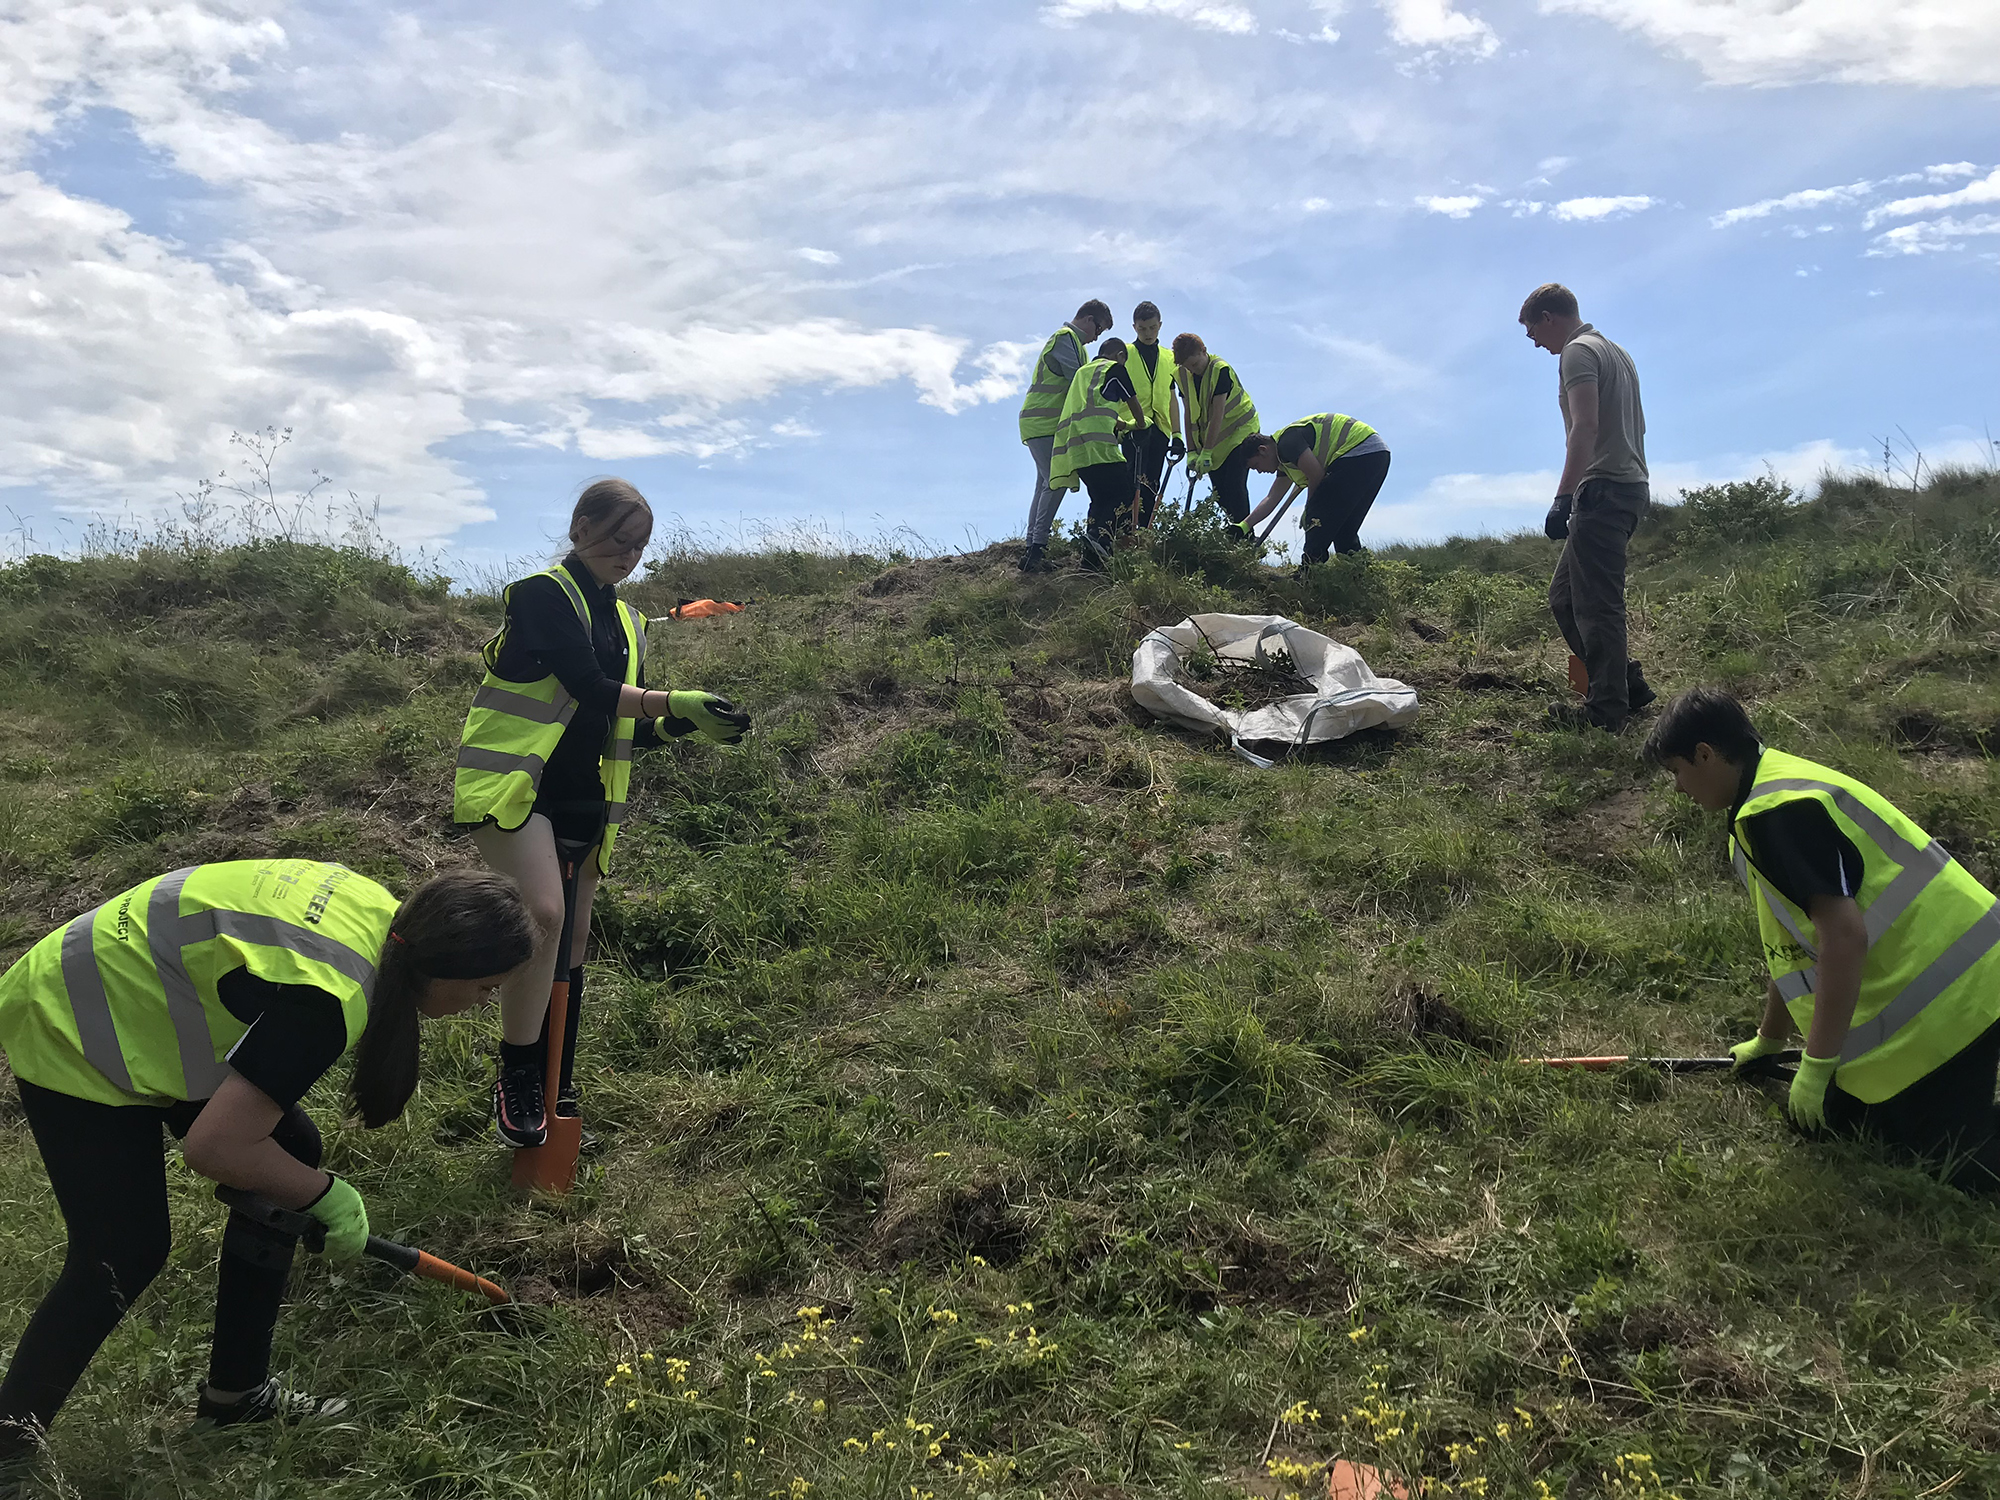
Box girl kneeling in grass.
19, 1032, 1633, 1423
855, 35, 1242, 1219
0, 860, 536, 1458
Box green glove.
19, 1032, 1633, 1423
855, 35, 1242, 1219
1729, 1033, 1789, 1072
1787, 1054, 1839, 1131
306, 1174, 370, 1261
662, 691, 751, 746
1187, 451, 1208, 478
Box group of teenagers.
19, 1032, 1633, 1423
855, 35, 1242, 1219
1016, 298, 1393, 574
4, 400, 2000, 1469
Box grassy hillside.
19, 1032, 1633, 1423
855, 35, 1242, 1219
3, 470, 2000, 1499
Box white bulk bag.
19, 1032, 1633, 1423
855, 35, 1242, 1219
1130, 613, 1419, 767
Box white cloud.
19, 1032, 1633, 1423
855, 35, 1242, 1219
1550, 194, 1653, 222
1299, 330, 1429, 391
1501, 198, 1544, 217
1868, 215, 2000, 258
1380, 0, 1498, 57
1040, 0, 1258, 34
1371, 439, 1879, 542
1540, 0, 2000, 88
1418, 193, 1483, 218
1865, 167, 2000, 228
796, 247, 841, 265
1711, 180, 1872, 228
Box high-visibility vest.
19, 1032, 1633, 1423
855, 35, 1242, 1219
1177, 356, 1258, 468
1731, 748, 2000, 1101
1018, 325, 1089, 441
453, 563, 647, 873
1048, 359, 1135, 493
1274, 413, 1377, 489
0, 860, 390, 1107
1123, 343, 1178, 434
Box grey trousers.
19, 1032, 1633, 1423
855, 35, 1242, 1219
1549, 477, 1648, 722
1023, 435, 1062, 547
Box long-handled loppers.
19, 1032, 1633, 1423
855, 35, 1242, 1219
1527, 1050, 1801, 1075
216, 1186, 511, 1305
1254, 485, 1303, 546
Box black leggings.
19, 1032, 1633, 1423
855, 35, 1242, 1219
0, 1081, 322, 1439
1123, 429, 1170, 528
1300, 449, 1391, 563
1207, 434, 1262, 525
1824, 1015, 2000, 1191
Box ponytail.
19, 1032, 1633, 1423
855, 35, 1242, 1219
350, 868, 537, 1128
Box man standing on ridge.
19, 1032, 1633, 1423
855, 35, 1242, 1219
1243, 411, 1391, 565
1048, 338, 1149, 571
1020, 299, 1114, 572
1521, 282, 1655, 732
1123, 302, 1183, 529
1647, 688, 2000, 1192
1171, 333, 1261, 532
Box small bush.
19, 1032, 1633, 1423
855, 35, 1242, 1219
1674, 475, 1797, 546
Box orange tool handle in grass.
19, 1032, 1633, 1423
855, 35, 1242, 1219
216, 1187, 511, 1305
1527, 1051, 1801, 1074
366, 1236, 512, 1305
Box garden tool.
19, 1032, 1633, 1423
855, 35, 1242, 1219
1527, 1050, 1800, 1075
216, 1186, 511, 1305
513, 820, 601, 1193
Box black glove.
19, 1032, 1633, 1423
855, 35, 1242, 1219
1167, 435, 1186, 462
1545, 495, 1573, 541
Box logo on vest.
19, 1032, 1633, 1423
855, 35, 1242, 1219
303, 866, 353, 926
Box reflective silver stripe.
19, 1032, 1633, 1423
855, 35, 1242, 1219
455, 745, 546, 777
471, 683, 574, 724
1750, 778, 1930, 868
1842, 905, 2000, 1061
1756, 880, 1817, 958
547, 567, 591, 627
60, 905, 132, 1093
1775, 968, 1817, 1002
179, 909, 377, 989
1740, 776, 1953, 947
149, 869, 226, 1097
609, 737, 634, 763
604, 800, 626, 822
1732, 843, 1749, 887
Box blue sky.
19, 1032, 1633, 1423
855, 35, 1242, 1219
1, 1, 1996, 575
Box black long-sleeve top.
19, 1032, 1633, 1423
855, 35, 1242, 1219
487, 556, 661, 805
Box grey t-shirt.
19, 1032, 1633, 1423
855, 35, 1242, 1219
1048, 323, 1088, 385
1559, 324, 1647, 485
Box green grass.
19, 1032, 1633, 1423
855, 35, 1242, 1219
3, 473, 2000, 1497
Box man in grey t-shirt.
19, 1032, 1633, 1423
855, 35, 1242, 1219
1520, 282, 1655, 731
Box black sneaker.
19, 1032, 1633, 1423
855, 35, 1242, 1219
1017, 544, 1047, 573
1627, 663, 1657, 712
195, 1378, 349, 1429
494, 1062, 548, 1148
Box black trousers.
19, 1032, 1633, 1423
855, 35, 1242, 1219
1299, 449, 1391, 563
1079, 461, 1137, 560
1824, 1015, 2000, 1191
1549, 478, 1648, 723
0, 1081, 322, 1441
1208, 434, 1262, 525
1123, 428, 1170, 528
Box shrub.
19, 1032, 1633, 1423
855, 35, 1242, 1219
1673, 475, 1797, 546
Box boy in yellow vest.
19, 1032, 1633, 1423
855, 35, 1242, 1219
1647, 688, 2000, 1189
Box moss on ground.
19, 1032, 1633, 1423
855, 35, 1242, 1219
2, 473, 2000, 1496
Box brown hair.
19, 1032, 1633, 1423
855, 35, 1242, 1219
569, 477, 653, 549
1097, 337, 1128, 364
1133, 301, 1160, 322
350, 869, 537, 1129
1518, 283, 1579, 325
1171, 332, 1206, 362
1075, 299, 1113, 329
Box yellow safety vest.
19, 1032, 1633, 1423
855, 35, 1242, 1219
1274, 413, 1377, 489
1731, 748, 2000, 1101
1049, 359, 1135, 494
1123, 343, 1178, 434
1018, 325, 1089, 441
1177, 356, 1258, 469
453, 563, 647, 874
0, 860, 389, 1107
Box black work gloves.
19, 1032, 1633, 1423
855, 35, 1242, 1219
1167, 435, 1187, 462
1545, 495, 1573, 541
